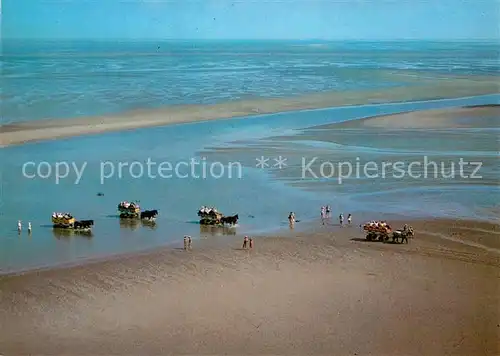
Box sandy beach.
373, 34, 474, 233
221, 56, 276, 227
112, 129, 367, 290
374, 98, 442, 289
1, 74, 498, 147
1, 218, 499, 355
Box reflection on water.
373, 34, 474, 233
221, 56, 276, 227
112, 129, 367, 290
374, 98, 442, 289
118, 218, 158, 231
141, 220, 158, 230
119, 218, 141, 230
52, 228, 93, 239
200, 224, 237, 237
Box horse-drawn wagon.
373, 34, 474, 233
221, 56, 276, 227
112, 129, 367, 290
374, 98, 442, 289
362, 221, 415, 243
118, 201, 140, 218
197, 206, 239, 226
52, 212, 94, 231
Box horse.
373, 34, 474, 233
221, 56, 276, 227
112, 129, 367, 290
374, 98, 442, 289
141, 209, 158, 220
392, 225, 414, 244
74, 220, 93, 230
221, 214, 239, 226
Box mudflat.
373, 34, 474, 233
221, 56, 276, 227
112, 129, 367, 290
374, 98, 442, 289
327, 104, 500, 129
1, 75, 498, 147
1, 218, 499, 355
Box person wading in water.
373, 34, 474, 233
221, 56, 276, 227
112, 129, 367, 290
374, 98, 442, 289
320, 206, 326, 225
288, 212, 296, 228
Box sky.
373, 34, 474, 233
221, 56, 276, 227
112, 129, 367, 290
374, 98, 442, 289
3, 0, 499, 40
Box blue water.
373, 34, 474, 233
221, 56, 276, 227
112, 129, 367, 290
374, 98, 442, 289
1, 40, 499, 272
2, 40, 498, 123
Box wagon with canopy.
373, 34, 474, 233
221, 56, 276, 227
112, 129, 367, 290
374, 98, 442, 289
363, 221, 392, 242
118, 201, 140, 218
197, 206, 223, 226
52, 212, 75, 228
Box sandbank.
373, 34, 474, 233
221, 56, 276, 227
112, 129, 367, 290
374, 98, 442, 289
326, 104, 500, 129
1, 218, 498, 355
1, 74, 498, 147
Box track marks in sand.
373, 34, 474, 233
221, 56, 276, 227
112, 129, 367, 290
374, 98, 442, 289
421, 231, 500, 255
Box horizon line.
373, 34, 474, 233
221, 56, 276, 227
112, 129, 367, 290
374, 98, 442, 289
3, 37, 499, 42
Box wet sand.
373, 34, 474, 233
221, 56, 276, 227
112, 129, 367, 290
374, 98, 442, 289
1, 75, 498, 147
1, 218, 499, 355
327, 104, 500, 129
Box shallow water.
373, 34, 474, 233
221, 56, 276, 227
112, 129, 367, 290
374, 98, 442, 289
0, 94, 499, 272
3, 40, 498, 123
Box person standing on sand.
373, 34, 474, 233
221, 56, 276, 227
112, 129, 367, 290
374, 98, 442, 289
188, 236, 192, 250
339, 214, 344, 226
249, 238, 254, 249
243, 236, 249, 249
320, 206, 325, 225
347, 214, 352, 225
184, 235, 188, 250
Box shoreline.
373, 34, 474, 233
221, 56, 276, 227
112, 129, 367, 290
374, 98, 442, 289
0, 229, 239, 278
2, 216, 499, 278
1, 217, 499, 355
0, 215, 311, 277
1, 76, 498, 147
2, 103, 498, 275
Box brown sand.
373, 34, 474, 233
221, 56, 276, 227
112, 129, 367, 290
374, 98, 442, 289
1, 218, 499, 355
1, 74, 498, 147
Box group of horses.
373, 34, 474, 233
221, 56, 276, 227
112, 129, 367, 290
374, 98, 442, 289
123, 208, 236, 225
390, 225, 415, 244
139, 209, 238, 226
51, 207, 158, 234
74, 210, 158, 228
140, 209, 158, 221
73, 220, 94, 230
220, 214, 239, 226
